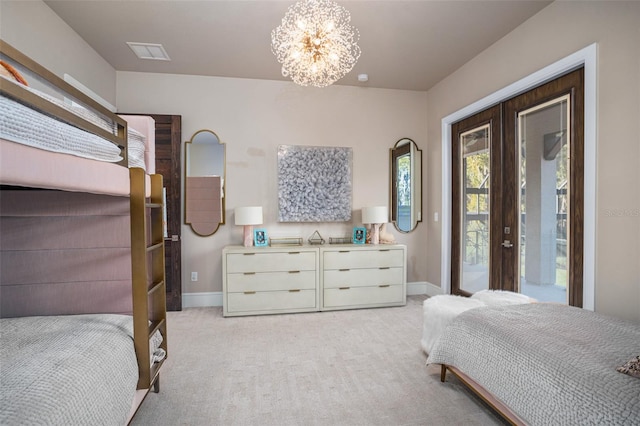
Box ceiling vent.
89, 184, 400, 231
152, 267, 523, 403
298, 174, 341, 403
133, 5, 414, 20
126, 42, 171, 61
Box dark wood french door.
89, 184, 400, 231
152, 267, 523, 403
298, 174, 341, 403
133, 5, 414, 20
125, 113, 182, 311
451, 68, 584, 306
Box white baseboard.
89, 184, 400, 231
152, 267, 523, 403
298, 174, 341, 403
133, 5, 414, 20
407, 281, 443, 297
184, 282, 444, 308
183, 292, 223, 308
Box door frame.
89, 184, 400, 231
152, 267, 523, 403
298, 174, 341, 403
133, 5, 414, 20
440, 43, 596, 310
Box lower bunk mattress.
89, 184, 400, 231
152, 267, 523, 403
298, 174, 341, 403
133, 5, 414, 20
0, 314, 162, 425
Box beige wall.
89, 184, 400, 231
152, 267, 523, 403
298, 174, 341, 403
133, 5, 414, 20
116, 72, 428, 297
426, 1, 640, 321
0, 1, 117, 106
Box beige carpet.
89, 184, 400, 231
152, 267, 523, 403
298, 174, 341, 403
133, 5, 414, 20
131, 295, 506, 426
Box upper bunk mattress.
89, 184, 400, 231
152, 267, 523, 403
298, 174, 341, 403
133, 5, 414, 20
0, 80, 155, 195
0, 78, 148, 169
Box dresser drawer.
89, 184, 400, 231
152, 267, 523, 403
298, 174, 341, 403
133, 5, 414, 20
323, 267, 403, 289
323, 284, 404, 309
226, 270, 316, 292
323, 248, 404, 270
226, 251, 316, 273
226, 289, 316, 313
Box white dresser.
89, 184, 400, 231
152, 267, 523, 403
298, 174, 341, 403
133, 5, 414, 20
222, 246, 319, 317
320, 245, 406, 311
222, 244, 406, 317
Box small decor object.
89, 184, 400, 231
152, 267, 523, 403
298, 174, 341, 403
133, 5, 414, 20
271, 0, 361, 88
0, 60, 29, 86
269, 237, 304, 247
362, 206, 388, 245
616, 355, 640, 379
352, 227, 366, 244
329, 236, 352, 245
308, 230, 325, 245
378, 223, 396, 244
235, 206, 263, 247
278, 145, 352, 222
254, 228, 268, 247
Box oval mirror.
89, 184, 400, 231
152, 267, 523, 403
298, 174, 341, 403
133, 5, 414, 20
184, 129, 226, 236
390, 138, 422, 233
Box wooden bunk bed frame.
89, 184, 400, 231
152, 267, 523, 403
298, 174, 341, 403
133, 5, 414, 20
1, 40, 167, 420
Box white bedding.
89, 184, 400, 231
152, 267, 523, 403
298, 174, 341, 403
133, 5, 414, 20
427, 303, 640, 425
0, 314, 165, 425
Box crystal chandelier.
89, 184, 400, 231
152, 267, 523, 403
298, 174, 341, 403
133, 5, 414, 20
271, 0, 361, 88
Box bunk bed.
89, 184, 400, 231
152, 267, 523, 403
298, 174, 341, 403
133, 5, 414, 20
0, 40, 167, 425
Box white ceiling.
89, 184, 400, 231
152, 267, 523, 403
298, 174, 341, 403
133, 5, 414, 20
44, 0, 551, 91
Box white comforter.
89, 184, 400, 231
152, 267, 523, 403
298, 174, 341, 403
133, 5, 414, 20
427, 303, 640, 425
0, 314, 139, 425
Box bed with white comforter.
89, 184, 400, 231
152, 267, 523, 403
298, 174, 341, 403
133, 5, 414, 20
0, 314, 149, 425
427, 303, 640, 425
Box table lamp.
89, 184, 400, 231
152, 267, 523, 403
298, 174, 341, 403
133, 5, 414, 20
235, 206, 263, 247
362, 206, 388, 245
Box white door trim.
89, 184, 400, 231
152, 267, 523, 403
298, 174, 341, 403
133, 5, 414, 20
441, 43, 597, 310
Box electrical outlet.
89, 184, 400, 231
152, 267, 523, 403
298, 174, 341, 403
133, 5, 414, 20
191, 272, 198, 282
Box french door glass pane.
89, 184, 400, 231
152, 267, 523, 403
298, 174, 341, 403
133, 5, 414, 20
517, 95, 570, 303
459, 124, 490, 293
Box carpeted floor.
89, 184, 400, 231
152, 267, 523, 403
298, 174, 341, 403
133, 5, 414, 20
131, 295, 506, 426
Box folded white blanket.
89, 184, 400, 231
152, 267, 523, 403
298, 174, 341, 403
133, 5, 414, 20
421, 291, 535, 354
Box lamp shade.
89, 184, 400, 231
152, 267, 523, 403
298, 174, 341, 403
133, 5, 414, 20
235, 206, 263, 226
362, 206, 388, 224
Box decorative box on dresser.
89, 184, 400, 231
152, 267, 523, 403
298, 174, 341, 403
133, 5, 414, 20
222, 244, 407, 317
320, 244, 406, 311
222, 246, 319, 317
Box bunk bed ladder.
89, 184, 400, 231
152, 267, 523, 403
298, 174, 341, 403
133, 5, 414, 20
130, 168, 167, 391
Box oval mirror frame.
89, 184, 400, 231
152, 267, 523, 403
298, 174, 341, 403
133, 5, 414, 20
184, 129, 226, 236
390, 138, 422, 233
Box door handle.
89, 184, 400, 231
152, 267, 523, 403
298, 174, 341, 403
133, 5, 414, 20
501, 240, 514, 248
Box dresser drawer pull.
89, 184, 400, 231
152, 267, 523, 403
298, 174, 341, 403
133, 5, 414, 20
244, 291, 256, 295
379, 267, 390, 270
288, 289, 301, 293
339, 287, 350, 290
339, 268, 350, 272
379, 249, 391, 252
378, 284, 391, 288
243, 253, 256, 256
288, 251, 301, 254
338, 250, 350, 253
243, 272, 256, 275
288, 270, 300, 274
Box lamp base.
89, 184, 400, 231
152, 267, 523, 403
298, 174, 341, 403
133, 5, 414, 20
370, 223, 381, 245
243, 225, 254, 247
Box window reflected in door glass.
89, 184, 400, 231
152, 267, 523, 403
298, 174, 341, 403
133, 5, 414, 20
459, 124, 490, 294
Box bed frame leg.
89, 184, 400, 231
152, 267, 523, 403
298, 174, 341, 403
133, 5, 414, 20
153, 376, 160, 393
440, 365, 447, 382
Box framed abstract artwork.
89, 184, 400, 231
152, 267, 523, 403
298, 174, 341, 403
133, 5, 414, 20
277, 145, 352, 222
